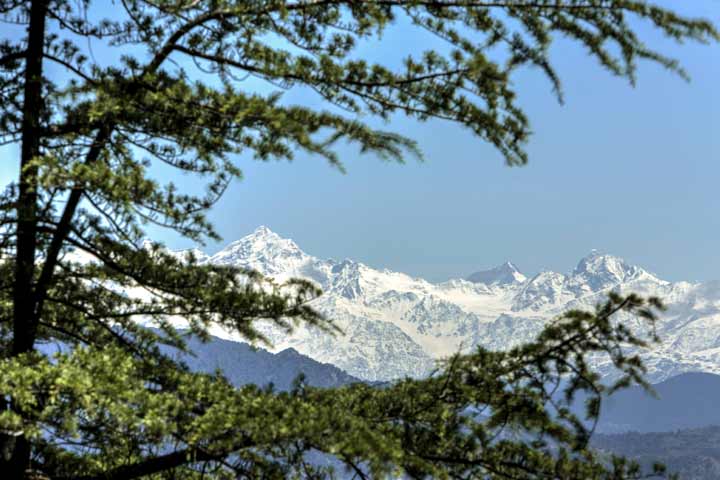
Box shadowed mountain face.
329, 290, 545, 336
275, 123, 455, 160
592, 372, 720, 434
171, 226, 720, 383
592, 426, 720, 480
163, 333, 360, 390
466, 262, 526, 285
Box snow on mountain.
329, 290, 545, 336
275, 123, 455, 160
467, 261, 526, 285
567, 249, 660, 294
170, 247, 211, 264
189, 227, 720, 383
209, 225, 312, 277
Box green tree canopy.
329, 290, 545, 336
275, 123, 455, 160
0, 1, 716, 478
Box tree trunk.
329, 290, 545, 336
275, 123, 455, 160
6, 1, 50, 477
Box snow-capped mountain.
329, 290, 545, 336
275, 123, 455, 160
189, 227, 720, 383
467, 261, 526, 285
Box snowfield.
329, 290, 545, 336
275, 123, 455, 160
176, 226, 720, 383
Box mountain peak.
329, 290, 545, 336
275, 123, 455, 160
229, 226, 300, 250
467, 261, 526, 285
571, 250, 644, 289
239, 225, 285, 243
251, 225, 276, 237
574, 250, 629, 274
209, 226, 310, 274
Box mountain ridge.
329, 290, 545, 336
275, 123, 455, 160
164, 332, 361, 390
177, 226, 720, 382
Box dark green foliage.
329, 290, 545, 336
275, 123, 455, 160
0, 293, 674, 478
0, 1, 717, 478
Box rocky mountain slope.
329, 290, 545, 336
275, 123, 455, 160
177, 226, 720, 382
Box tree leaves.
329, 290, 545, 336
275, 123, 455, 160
0, 294, 670, 478
0, 1, 716, 477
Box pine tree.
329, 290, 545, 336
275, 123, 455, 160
0, 1, 716, 478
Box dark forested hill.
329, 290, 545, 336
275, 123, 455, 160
592, 426, 720, 480
593, 372, 720, 433
163, 333, 360, 390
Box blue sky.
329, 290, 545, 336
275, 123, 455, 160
2, 2, 718, 282
190, 2, 719, 282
